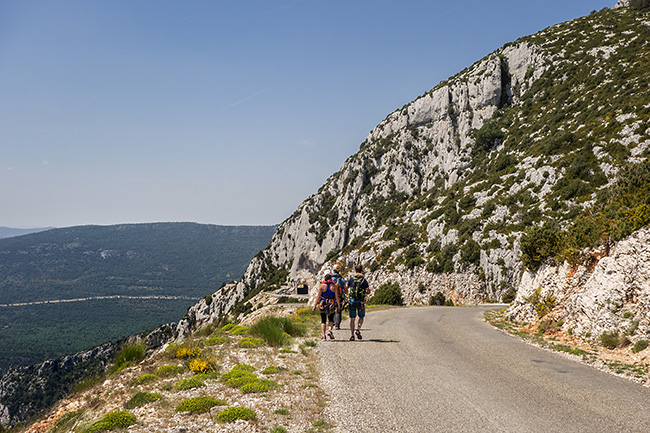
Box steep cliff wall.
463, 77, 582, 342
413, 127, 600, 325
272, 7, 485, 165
178, 4, 650, 335
507, 227, 650, 343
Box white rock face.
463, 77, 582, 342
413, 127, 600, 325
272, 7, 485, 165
175, 7, 649, 335
507, 227, 650, 343
252, 43, 548, 285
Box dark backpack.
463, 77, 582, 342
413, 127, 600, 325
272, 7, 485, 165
348, 276, 367, 302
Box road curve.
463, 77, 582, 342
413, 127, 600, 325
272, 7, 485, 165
317, 306, 650, 433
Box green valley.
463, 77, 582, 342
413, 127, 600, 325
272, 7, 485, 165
0, 223, 276, 371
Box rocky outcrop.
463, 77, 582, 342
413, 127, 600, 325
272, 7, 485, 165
506, 227, 650, 343
0, 323, 175, 428
179, 4, 650, 333
241, 42, 548, 288
0, 341, 119, 428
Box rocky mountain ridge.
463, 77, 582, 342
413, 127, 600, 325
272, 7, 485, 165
179, 2, 650, 337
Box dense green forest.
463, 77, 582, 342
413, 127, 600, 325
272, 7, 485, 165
0, 298, 187, 370
0, 223, 276, 371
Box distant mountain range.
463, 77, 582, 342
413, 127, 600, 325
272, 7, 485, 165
0, 227, 55, 239
0, 222, 276, 371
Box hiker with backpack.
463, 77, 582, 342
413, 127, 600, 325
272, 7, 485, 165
331, 264, 347, 330
312, 272, 341, 341
347, 264, 370, 341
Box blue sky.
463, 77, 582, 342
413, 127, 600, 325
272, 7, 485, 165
1, 0, 615, 228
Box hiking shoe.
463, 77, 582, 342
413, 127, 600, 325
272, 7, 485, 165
355, 330, 362, 340
321, 336, 326, 341
327, 331, 334, 340
349, 335, 355, 341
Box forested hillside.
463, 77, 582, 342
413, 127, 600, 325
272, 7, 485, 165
0, 223, 276, 371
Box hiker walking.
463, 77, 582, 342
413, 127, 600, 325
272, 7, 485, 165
331, 264, 347, 330
312, 272, 341, 341
347, 264, 370, 341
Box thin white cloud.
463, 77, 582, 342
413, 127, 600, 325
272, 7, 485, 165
427, 0, 480, 22
298, 139, 316, 148
227, 88, 272, 108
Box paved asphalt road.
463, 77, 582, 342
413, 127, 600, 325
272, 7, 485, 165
317, 306, 650, 433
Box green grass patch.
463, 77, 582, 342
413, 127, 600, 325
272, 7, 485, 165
241, 379, 279, 393
133, 373, 156, 385
80, 411, 136, 433
111, 341, 147, 374
604, 360, 649, 378
153, 364, 185, 377
220, 364, 279, 393
600, 330, 622, 349
552, 344, 589, 357
49, 409, 85, 433
262, 366, 281, 375
125, 392, 162, 409
220, 364, 257, 387
220, 324, 250, 335
632, 340, 649, 353
309, 419, 334, 432
216, 406, 258, 423
175, 396, 227, 414
250, 315, 307, 347
173, 376, 205, 390
237, 337, 265, 348
204, 335, 229, 345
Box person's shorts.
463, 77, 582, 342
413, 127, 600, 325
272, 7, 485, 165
320, 311, 335, 324
348, 301, 365, 319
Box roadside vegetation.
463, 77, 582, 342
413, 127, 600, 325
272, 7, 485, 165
10, 308, 334, 433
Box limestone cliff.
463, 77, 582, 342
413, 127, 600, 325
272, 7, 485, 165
507, 227, 650, 344
178, 3, 650, 336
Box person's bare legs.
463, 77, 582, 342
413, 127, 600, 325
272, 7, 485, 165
355, 313, 364, 339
